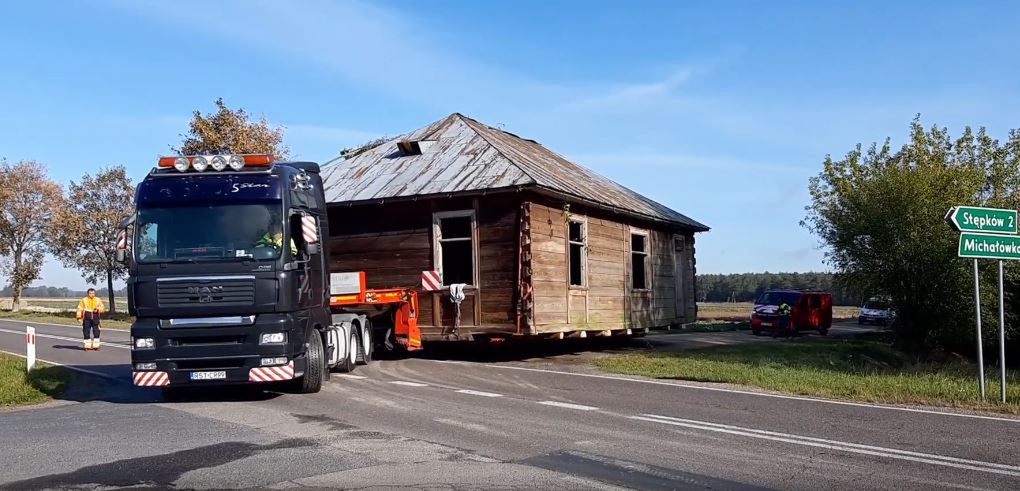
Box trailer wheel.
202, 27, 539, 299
297, 330, 325, 393
335, 328, 357, 373
356, 321, 373, 365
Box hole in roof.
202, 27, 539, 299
396, 140, 436, 156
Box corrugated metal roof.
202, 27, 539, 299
322, 114, 708, 231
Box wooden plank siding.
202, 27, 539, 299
326, 194, 698, 340
529, 201, 696, 332
327, 197, 520, 338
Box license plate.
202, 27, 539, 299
761, 322, 772, 327
190, 371, 226, 381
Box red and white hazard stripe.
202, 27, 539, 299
249, 361, 295, 382
421, 270, 442, 291
133, 371, 170, 387
26, 332, 35, 345
301, 216, 318, 244
116, 230, 127, 250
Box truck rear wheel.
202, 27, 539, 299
356, 321, 373, 365
297, 331, 325, 393
335, 329, 357, 373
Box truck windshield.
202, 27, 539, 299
755, 291, 801, 306
135, 204, 285, 263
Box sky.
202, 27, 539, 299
2, 0, 1019, 289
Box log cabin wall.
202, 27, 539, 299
527, 198, 697, 333
327, 195, 520, 339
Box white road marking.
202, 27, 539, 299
0, 328, 131, 350
538, 400, 599, 411
456, 389, 503, 398
0, 349, 125, 383
335, 374, 367, 380
389, 381, 428, 387
633, 414, 1020, 477
433, 418, 494, 433
457, 362, 1020, 424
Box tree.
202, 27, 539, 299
0, 160, 63, 311
175, 98, 289, 159
49, 166, 134, 312
803, 116, 1003, 354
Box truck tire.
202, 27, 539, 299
297, 331, 325, 393
335, 329, 357, 373
356, 321, 373, 365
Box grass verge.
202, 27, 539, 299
595, 337, 1020, 414
0, 354, 72, 407
0, 310, 132, 330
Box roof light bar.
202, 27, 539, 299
156, 154, 273, 172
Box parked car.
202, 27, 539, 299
750, 290, 833, 336
858, 297, 894, 326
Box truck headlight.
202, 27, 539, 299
260, 332, 287, 345
134, 337, 154, 349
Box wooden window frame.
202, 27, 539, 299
567, 215, 588, 289
432, 210, 478, 286
629, 228, 650, 292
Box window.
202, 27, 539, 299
631, 232, 648, 290
568, 219, 586, 287
134, 204, 284, 263
434, 211, 475, 285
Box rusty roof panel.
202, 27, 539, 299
322, 114, 707, 230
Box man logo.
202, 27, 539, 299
187, 285, 223, 303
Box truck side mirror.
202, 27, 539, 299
115, 229, 128, 264
296, 214, 320, 256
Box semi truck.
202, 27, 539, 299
117, 154, 421, 395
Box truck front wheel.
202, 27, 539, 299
297, 331, 325, 393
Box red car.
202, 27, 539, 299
750, 290, 832, 336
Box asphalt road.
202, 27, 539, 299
2, 318, 1019, 490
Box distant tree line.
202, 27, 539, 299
0, 285, 126, 298
696, 272, 863, 306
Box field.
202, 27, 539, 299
0, 297, 133, 330
596, 334, 1020, 414
698, 302, 859, 321
1, 297, 129, 312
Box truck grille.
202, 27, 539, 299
157, 277, 256, 307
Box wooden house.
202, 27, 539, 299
321, 113, 708, 341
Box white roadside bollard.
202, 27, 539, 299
26, 326, 36, 372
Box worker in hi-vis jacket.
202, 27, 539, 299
76, 288, 105, 350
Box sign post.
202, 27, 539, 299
972, 259, 986, 401
26, 326, 36, 372
999, 261, 1008, 403
948, 206, 1017, 403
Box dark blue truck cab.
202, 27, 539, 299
120, 154, 366, 395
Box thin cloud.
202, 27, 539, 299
104, 0, 567, 112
